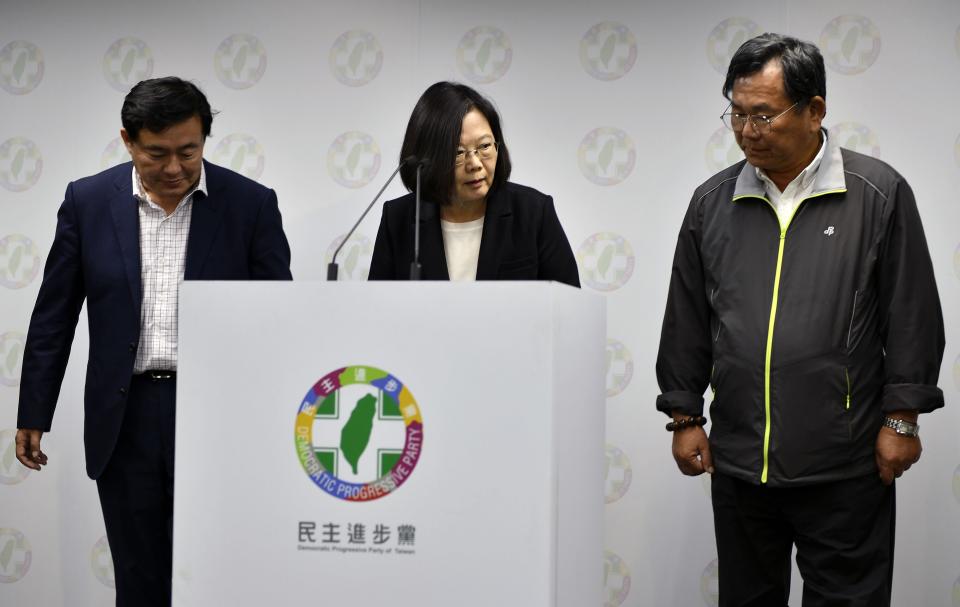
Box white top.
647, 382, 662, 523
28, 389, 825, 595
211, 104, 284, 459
756, 131, 827, 229
131, 166, 207, 372
440, 217, 484, 281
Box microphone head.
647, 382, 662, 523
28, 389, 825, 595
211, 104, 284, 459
402, 155, 431, 168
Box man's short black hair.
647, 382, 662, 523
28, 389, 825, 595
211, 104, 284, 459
723, 33, 826, 106
399, 81, 511, 205
121, 76, 214, 141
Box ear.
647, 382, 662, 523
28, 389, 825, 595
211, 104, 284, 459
806, 96, 826, 131
119, 128, 134, 153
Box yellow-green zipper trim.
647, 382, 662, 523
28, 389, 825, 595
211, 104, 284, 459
844, 368, 851, 410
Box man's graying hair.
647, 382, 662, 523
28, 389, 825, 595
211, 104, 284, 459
723, 33, 826, 107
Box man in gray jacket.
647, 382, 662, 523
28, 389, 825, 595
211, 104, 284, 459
656, 33, 944, 606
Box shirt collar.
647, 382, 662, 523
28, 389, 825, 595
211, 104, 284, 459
733, 128, 847, 200
755, 130, 827, 192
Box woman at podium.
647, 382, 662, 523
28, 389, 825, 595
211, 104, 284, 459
367, 81, 580, 286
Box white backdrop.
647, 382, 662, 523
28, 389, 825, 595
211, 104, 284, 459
1, 1, 958, 605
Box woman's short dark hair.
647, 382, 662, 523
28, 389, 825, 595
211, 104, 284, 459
723, 33, 826, 107
121, 76, 214, 141
399, 81, 512, 204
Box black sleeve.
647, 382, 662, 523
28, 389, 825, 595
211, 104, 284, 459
536, 196, 580, 287
368, 205, 396, 280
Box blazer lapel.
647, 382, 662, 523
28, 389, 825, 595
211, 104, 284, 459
417, 201, 449, 280
475, 188, 512, 280
109, 168, 141, 310
185, 162, 222, 279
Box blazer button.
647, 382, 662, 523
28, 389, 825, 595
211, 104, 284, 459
128, 342, 136, 352
119, 387, 126, 395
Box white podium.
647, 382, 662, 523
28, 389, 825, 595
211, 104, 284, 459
172, 282, 605, 606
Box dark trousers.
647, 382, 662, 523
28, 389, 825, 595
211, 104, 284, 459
96, 375, 176, 607
711, 473, 894, 607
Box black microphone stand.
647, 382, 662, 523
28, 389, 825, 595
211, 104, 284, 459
409, 162, 423, 280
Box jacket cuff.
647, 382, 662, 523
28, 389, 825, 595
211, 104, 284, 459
656, 391, 705, 418
881, 383, 945, 414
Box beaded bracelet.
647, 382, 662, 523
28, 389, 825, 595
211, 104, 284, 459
666, 416, 707, 432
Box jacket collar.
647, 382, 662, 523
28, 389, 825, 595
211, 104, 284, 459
732, 129, 847, 201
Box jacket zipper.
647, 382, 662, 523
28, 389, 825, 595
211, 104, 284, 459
845, 290, 859, 350
734, 188, 846, 484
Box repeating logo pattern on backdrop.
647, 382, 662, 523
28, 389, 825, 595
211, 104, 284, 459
701, 558, 720, 606
580, 22, 637, 81
605, 338, 633, 397
214, 34, 267, 90
327, 131, 381, 188
0, 41, 44, 95
329, 31, 383, 87
604, 444, 632, 504
706, 18, 761, 75
211, 134, 265, 181
578, 127, 636, 186
295, 365, 423, 501
456, 26, 512, 84
0, 528, 31, 583
0, 429, 30, 485
819, 15, 881, 75
0, 235, 41, 289
830, 122, 880, 158
102, 38, 153, 93
90, 536, 114, 588
577, 232, 635, 292
101, 137, 129, 170
0, 332, 26, 388
0, 138, 42, 192
705, 126, 744, 173
603, 550, 631, 606
325, 233, 373, 281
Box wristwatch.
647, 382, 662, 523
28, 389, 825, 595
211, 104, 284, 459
883, 417, 919, 438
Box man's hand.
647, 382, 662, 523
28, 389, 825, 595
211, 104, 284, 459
875, 411, 921, 485
15, 429, 47, 471
671, 417, 714, 476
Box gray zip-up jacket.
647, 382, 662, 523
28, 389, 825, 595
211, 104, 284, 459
656, 135, 945, 486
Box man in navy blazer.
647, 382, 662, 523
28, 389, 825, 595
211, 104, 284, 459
15, 77, 291, 606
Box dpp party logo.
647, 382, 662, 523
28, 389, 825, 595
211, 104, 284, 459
580, 22, 637, 81
214, 34, 267, 90
456, 26, 512, 84
819, 15, 881, 75
701, 558, 719, 606
100, 137, 129, 170
0, 528, 31, 583
211, 133, 265, 181
0, 235, 41, 289
325, 233, 373, 281
705, 126, 744, 172
0, 429, 30, 485
0, 333, 26, 387
830, 122, 881, 158
90, 536, 114, 588
604, 444, 632, 504
102, 37, 153, 93
706, 18, 761, 75
0, 138, 42, 192
327, 131, 381, 188
0, 41, 44, 95
605, 338, 633, 397
603, 550, 631, 606
329, 30, 383, 87
578, 127, 636, 186
577, 232, 635, 292
295, 365, 423, 501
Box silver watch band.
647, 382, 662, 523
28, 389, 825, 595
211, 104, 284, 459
883, 417, 919, 437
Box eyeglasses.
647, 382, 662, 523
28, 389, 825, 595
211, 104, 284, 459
720, 102, 799, 133
455, 141, 498, 166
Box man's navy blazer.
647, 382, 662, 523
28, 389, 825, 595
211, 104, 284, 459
367, 181, 580, 286
17, 160, 292, 479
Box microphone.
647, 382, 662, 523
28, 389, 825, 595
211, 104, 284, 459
409, 157, 430, 280
327, 155, 420, 280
